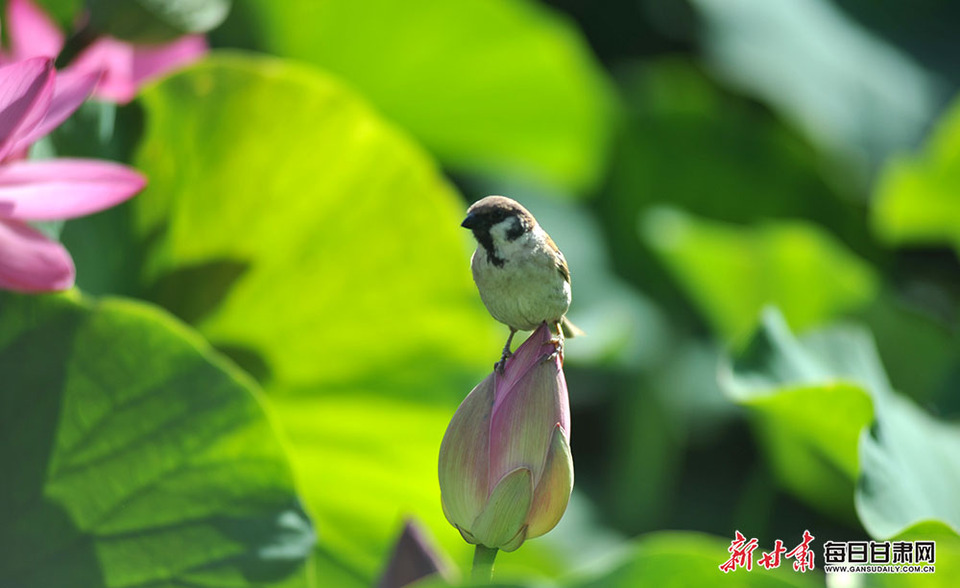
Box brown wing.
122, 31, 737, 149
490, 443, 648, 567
545, 233, 570, 283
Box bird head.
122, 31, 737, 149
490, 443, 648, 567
461, 196, 536, 259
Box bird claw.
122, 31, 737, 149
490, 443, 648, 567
494, 350, 513, 374
540, 336, 563, 364
495, 331, 563, 373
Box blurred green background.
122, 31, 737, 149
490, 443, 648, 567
2, 0, 960, 586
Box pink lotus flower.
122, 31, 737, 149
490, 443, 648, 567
0, 58, 145, 292
3, 0, 207, 104
438, 323, 573, 552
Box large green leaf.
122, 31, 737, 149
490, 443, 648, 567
128, 53, 574, 582
722, 309, 960, 545
720, 310, 875, 521
604, 59, 859, 228
598, 59, 877, 325
0, 292, 314, 587
413, 532, 821, 587
568, 532, 820, 588
217, 0, 615, 192
643, 208, 878, 344
132, 53, 497, 403
872, 95, 960, 254
857, 393, 960, 540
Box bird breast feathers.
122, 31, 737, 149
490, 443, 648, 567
470, 234, 571, 330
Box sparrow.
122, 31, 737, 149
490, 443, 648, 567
461, 195, 582, 369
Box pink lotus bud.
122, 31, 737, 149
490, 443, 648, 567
438, 323, 573, 552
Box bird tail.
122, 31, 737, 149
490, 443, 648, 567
560, 316, 585, 338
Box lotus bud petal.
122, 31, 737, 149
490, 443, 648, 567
438, 373, 494, 533
469, 467, 532, 549
438, 323, 573, 551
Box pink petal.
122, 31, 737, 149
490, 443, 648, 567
0, 57, 54, 160
487, 323, 570, 489
0, 217, 73, 292
488, 351, 568, 489
6, 0, 65, 61
70, 35, 206, 104
70, 39, 136, 103
494, 323, 553, 409
0, 159, 145, 220
11, 68, 101, 151
131, 35, 207, 87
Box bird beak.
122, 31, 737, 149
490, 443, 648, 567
461, 213, 478, 229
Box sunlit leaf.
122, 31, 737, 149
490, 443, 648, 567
132, 53, 496, 403
643, 208, 878, 344
873, 96, 960, 255
218, 0, 616, 192
129, 53, 573, 582
0, 291, 314, 587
